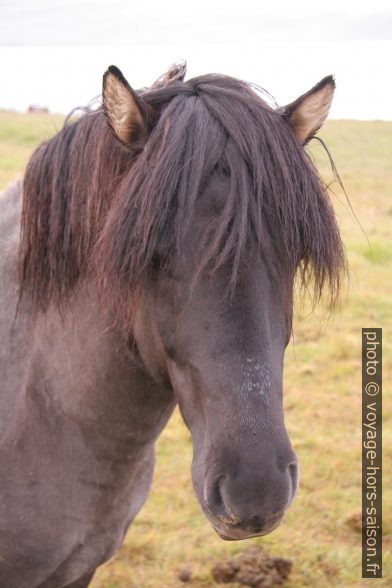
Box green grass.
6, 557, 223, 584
0, 110, 64, 187
1, 112, 391, 587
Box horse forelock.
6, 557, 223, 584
19, 74, 346, 323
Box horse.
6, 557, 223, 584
0, 62, 345, 587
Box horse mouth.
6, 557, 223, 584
210, 515, 284, 541
214, 528, 269, 541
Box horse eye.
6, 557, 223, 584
215, 161, 230, 177
151, 252, 161, 271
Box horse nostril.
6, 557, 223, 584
205, 458, 298, 532
206, 476, 229, 520
288, 462, 299, 500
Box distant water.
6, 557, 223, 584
0, 1, 391, 119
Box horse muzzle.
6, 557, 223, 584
197, 449, 299, 540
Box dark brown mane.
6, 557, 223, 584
19, 74, 345, 320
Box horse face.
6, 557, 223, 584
101, 66, 338, 540
135, 172, 298, 540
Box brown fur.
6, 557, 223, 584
20, 73, 345, 327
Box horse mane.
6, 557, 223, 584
19, 73, 345, 323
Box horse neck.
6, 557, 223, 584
25, 282, 176, 457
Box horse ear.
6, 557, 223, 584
103, 65, 151, 148
281, 76, 335, 145
150, 61, 187, 90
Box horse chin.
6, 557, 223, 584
211, 520, 282, 541
208, 514, 284, 541
213, 527, 269, 541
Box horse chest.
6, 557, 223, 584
0, 432, 155, 588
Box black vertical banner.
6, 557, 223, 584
362, 328, 382, 578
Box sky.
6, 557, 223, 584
0, 0, 391, 119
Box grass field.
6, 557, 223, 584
0, 110, 391, 587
